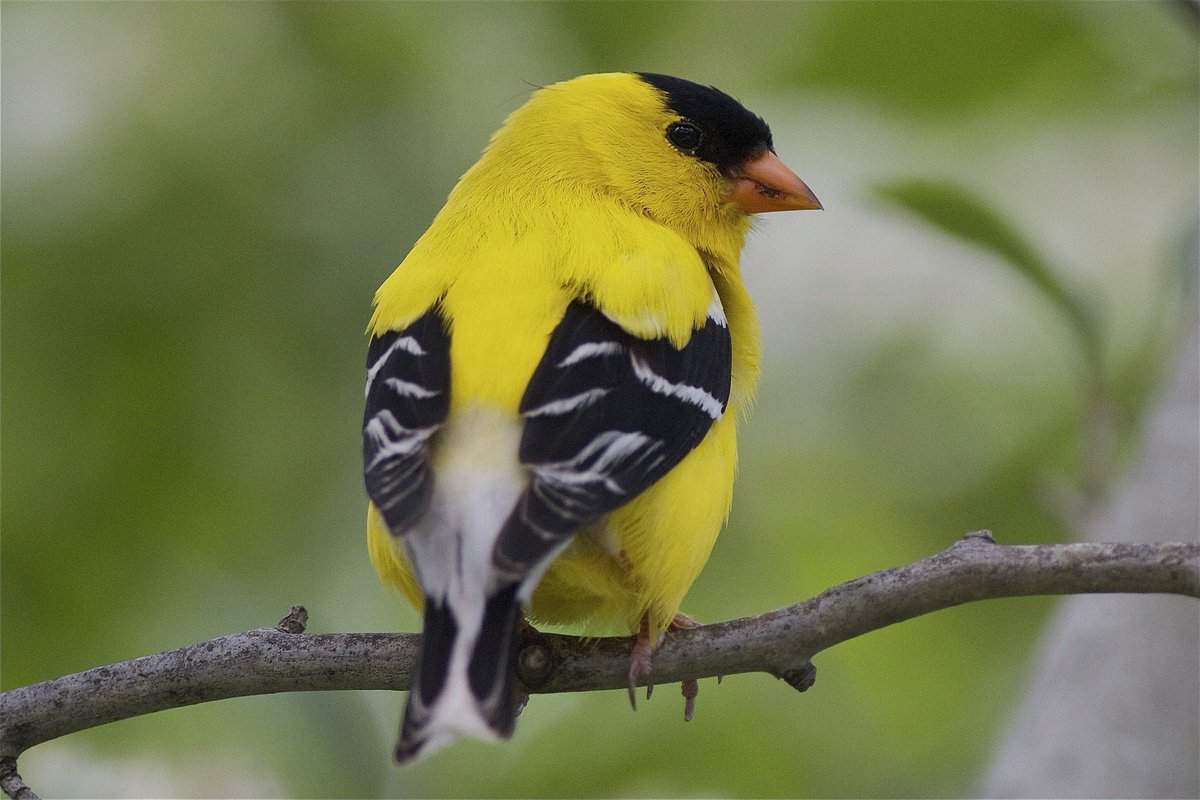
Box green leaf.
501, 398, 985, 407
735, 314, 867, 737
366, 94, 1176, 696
875, 179, 1101, 366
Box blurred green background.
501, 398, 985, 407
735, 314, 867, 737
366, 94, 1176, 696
2, 2, 1196, 797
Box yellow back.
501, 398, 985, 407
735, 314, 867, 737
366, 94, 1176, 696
367, 72, 765, 634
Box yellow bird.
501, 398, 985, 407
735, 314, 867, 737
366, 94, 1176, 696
364, 72, 819, 763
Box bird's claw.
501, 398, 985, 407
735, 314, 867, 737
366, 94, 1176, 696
627, 612, 710, 718
628, 635, 654, 710
681, 678, 698, 721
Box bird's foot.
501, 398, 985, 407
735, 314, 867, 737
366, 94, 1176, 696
627, 612, 707, 720
628, 615, 656, 710
669, 613, 702, 721
670, 612, 700, 630
681, 678, 698, 722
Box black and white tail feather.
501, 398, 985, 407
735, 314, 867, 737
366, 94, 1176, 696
363, 294, 731, 763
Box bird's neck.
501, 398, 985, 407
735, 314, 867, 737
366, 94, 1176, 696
450, 151, 753, 277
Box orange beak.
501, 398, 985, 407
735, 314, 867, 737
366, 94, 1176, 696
727, 150, 822, 213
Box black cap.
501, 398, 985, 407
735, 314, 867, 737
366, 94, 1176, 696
636, 72, 774, 174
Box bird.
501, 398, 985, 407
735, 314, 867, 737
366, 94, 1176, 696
363, 71, 820, 764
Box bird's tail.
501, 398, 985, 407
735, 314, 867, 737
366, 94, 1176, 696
395, 582, 523, 764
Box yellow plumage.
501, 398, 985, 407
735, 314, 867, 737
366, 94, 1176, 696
368, 73, 758, 638
363, 71, 818, 761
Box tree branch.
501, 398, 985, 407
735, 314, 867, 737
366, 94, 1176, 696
2, 534, 1197, 798
0, 759, 36, 800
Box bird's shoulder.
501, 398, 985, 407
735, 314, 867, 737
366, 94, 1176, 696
371, 196, 716, 349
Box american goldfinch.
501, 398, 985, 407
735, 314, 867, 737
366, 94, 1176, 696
364, 72, 819, 763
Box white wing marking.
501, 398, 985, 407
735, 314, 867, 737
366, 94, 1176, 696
364, 334, 429, 397
706, 284, 728, 327
556, 341, 624, 367
523, 388, 610, 418
533, 430, 661, 494
364, 409, 438, 470
385, 377, 442, 399
629, 355, 725, 420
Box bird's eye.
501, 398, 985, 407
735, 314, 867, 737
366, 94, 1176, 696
666, 121, 704, 153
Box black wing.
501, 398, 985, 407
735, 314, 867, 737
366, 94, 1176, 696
363, 308, 451, 534
493, 298, 731, 580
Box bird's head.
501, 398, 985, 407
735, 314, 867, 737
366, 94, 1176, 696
475, 72, 820, 256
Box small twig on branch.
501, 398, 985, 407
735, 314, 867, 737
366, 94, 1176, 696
0, 758, 35, 800
1, 534, 1196, 799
